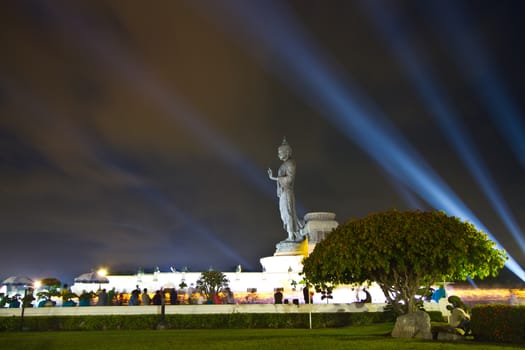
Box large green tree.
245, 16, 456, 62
302, 210, 507, 314
196, 270, 229, 302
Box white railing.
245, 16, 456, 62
0, 303, 388, 317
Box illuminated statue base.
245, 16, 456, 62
274, 240, 304, 256
260, 212, 339, 273
259, 255, 305, 273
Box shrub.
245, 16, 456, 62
471, 304, 525, 344
0, 312, 394, 331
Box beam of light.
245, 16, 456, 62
89, 139, 256, 269
387, 178, 426, 211
423, 0, 525, 169
1, 80, 254, 271
193, 0, 525, 281
467, 276, 478, 289
84, 133, 256, 270
130, 184, 254, 270
358, 0, 525, 253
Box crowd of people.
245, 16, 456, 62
0, 285, 181, 308
1, 284, 274, 307
77, 286, 178, 306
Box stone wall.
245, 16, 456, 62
0, 303, 387, 317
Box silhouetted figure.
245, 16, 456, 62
303, 286, 311, 304
108, 288, 116, 306
141, 288, 150, 305
170, 289, 178, 305
97, 289, 108, 306
274, 290, 283, 304
128, 290, 140, 306
152, 290, 162, 305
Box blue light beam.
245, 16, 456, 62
359, 0, 525, 253
424, 0, 525, 169
194, 0, 525, 281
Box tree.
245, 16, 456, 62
196, 270, 229, 302
302, 210, 507, 315
36, 278, 62, 302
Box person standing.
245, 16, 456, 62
107, 288, 116, 306
303, 286, 311, 304
141, 288, 150, 305
128, 290, 139, 306
152, 290, 162, 305
97, 289, 108, 306
274, 289, 283, 304
169, 289, 178, 305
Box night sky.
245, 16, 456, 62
2, 0, 525, 285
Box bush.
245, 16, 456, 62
471, 304, 525, 344
0, 312, 394, 331
426, 311, 446, 323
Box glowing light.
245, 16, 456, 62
424, 0, 525, 169
359, 0, 525, 253
448, 286, 525, 306
137, 185, 254, 269
19, 1, 523, 280
97, 268, 108, 277
194, 0, 525, 281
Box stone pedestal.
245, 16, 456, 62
259, 255, 305, 273
260, 212, 339, 273
274, 240, 303, 256
301, 212, 338, 243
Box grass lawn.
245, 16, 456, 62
1, 324, 523, 350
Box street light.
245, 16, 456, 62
97, 268, 108, 290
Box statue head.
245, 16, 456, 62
278, 138, 292, 161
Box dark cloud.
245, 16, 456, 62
1, 0, 524, 284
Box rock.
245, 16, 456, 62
391, 310, 433, 340
437, 332, 465, 341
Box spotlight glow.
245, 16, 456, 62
424, 0, 525, 169
198, 0, 525, 281
359, 0, 525, 253
97, 268, 108, 277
